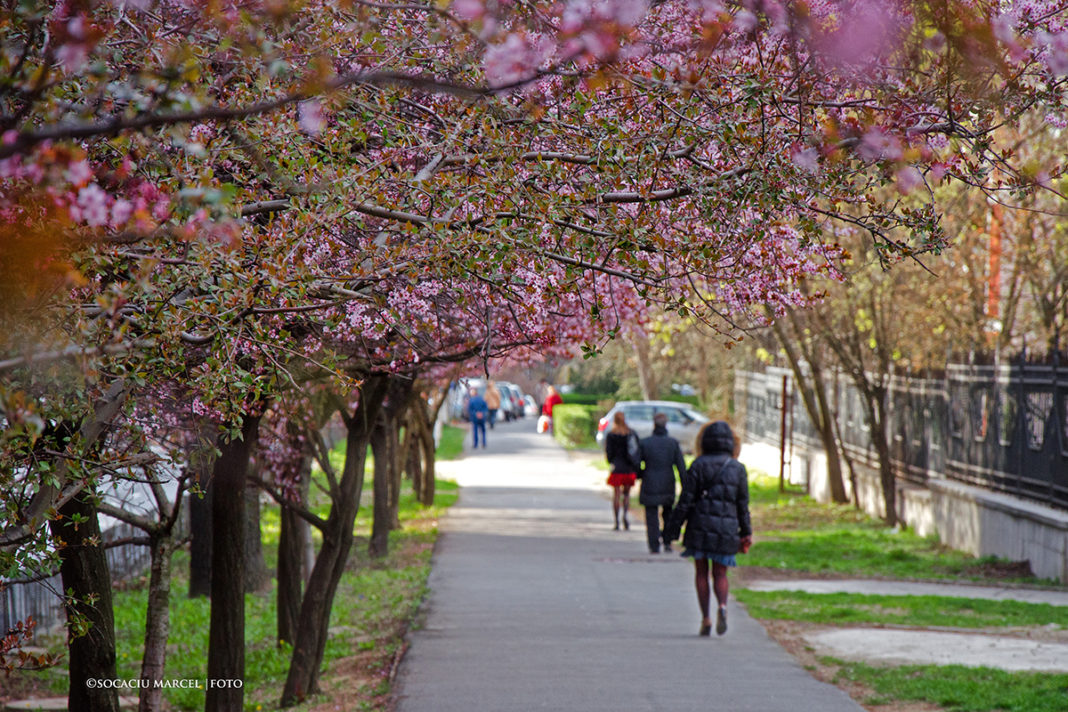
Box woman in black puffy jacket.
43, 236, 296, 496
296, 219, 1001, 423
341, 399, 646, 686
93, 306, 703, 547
664, 421, 752, 636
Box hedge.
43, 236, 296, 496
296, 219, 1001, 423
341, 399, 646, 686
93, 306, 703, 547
552, 404, 601, 449
560, 392, 615, 406
662, 394, 701, 407
563, 392, 701, 409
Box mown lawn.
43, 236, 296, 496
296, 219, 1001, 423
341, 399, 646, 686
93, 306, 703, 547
738, 472, 1068, 712
834, 663, 1068, 712
745, 475, 1050, 583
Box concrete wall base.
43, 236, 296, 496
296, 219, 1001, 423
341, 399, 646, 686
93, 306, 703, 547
741, 439, 1068, 584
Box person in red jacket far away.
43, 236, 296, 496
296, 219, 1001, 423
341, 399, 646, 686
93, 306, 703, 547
542, 385, 563, 418
538, 385, 564, 434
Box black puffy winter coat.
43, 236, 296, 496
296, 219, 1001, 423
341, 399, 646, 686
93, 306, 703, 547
637, 428, 686, 506
664, 422, 751, 555
605, 431, 640, 474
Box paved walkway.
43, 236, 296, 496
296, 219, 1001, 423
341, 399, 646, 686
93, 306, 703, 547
395, 420, 864, 712
747, 578, 1068, 606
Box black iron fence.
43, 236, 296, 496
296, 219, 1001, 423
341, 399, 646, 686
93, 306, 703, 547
738, 354, 1068, 511
1, 513, 185, 635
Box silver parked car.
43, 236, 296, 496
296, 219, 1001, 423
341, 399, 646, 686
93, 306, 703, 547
494, 381, 520, 421
521, 395, 539, 418
596, 400, 709, 454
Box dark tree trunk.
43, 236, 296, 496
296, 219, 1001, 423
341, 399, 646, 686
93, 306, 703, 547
187, 441, 215, 599
277, 456, 311, 646
244, 485, 269, 593
188, 486, 212, 598
370, 379, 414, 557
138, 535, 172, 712
206, 414, 261, 712
773, 312, 849, 503
404, 420, 423, 489
419, 419, 436, 506
406, 396, 437, 506
49, 492, 120, 712
369, 420, 392, 559
387, 418, 403, 531
870, 397, 898, 526
280, 376, 389, 707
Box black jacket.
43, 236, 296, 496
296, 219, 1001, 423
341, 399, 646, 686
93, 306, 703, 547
664, 423, 751, 554
638, 429, 686, 506
605, 431, 640, 474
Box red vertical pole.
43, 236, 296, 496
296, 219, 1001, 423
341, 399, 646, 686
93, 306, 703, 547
987, 202, 1003, 330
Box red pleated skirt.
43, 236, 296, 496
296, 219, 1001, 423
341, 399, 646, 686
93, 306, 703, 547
606, 473, 637, 488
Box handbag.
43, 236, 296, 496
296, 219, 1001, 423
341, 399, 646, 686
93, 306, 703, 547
537, 414, 551, 433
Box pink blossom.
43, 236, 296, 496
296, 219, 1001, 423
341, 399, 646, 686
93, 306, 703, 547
66, 160, 92, 187
1046, 113, 1068, 128
298, 100, 325, 134
110, 199, 133, 226
55, 43, 89, 73
733, 9, 758, 32
451, 0, 484, 21
190, 123, 215, 143
819, 1, 905, 68
484, 33, 551, 87
858, 128, 902, 162
77, 184, 110, 226
923, 31, 946, 53
791, 146, 820, 174
894, 166, 923, 195
1037, 31, 1068, 76
152, 199, 170, 221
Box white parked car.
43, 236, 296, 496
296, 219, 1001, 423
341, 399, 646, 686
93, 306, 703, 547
596, 400, 709, 454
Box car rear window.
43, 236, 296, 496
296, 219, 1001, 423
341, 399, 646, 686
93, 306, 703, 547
654, 406, 687, 423
622, 405, 654, 421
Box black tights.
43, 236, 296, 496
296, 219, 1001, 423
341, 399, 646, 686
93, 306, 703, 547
611, 485, 631, 525
694, 559, 729, 621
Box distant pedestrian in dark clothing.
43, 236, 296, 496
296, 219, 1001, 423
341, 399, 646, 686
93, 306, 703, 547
467, 387, 489, 449
639, 412, 687, 554
665, 421, 752, 637
604, 411, 640, 531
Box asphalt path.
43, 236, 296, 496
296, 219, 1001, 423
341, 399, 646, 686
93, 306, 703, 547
395, 419, 864, 712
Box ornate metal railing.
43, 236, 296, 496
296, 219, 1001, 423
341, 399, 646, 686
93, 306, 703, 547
737, 354, 1068, 511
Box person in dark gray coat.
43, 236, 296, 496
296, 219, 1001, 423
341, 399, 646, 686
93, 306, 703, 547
664, 421, 752, 637
638, 413, 687, 554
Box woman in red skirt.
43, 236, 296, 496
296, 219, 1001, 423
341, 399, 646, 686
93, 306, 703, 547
604, 411, 641, 530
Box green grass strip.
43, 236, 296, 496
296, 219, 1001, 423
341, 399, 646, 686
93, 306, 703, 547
734, 589, 1068, 628
831, 661, 1068, 712
743, 475, 1050, 584
743, 526, 1007, 580
436, 424, 466, 461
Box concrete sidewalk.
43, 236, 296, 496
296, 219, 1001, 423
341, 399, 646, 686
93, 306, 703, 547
747, 578, 1068, 606
395, 421, 864, 712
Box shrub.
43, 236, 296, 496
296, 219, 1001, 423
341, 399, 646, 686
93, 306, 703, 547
552, 404, 599, 448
